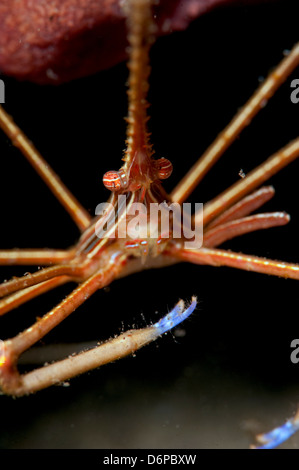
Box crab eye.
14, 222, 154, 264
103, 171, 122, 191
102, 169, 128, 191
154, 158, 173, 180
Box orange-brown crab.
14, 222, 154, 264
0, 0, 299, 449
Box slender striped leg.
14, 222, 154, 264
203, 212, 290, 248
0, 297, 197, 396
0, 277, 70, 317
171, 246, 299, 280
205, 186, 275, 229
0, 106, 91, 232
194, 138, 299, 227
0, 255, 125, 396
0, 250, 82, 316
0, 248, 72, 266
0, 263, 86, 299
0, 255, 99, 315
170, 42, 299, 204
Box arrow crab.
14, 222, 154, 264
0, 0, 299, 449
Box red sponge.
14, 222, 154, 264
0, 0, 265, 84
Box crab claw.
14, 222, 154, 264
154, 296, 197, 335
251, 411, 299, 449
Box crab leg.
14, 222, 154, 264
196, 138, 299, 227
205, 186, 275, 229
0, 248, 72, 266
0, 106, 91, 232
0, 297, 197, 396
170, 42, 299, 204
171, 246, 299, 280
0, 254, 125, 394
203, 212, 290, 248
8, 262, 123, 357
0, 263, 83, 298
0, 277, 70, 316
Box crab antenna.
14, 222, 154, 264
123, 0, 155, 164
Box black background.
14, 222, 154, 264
1, 0, 299, 449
